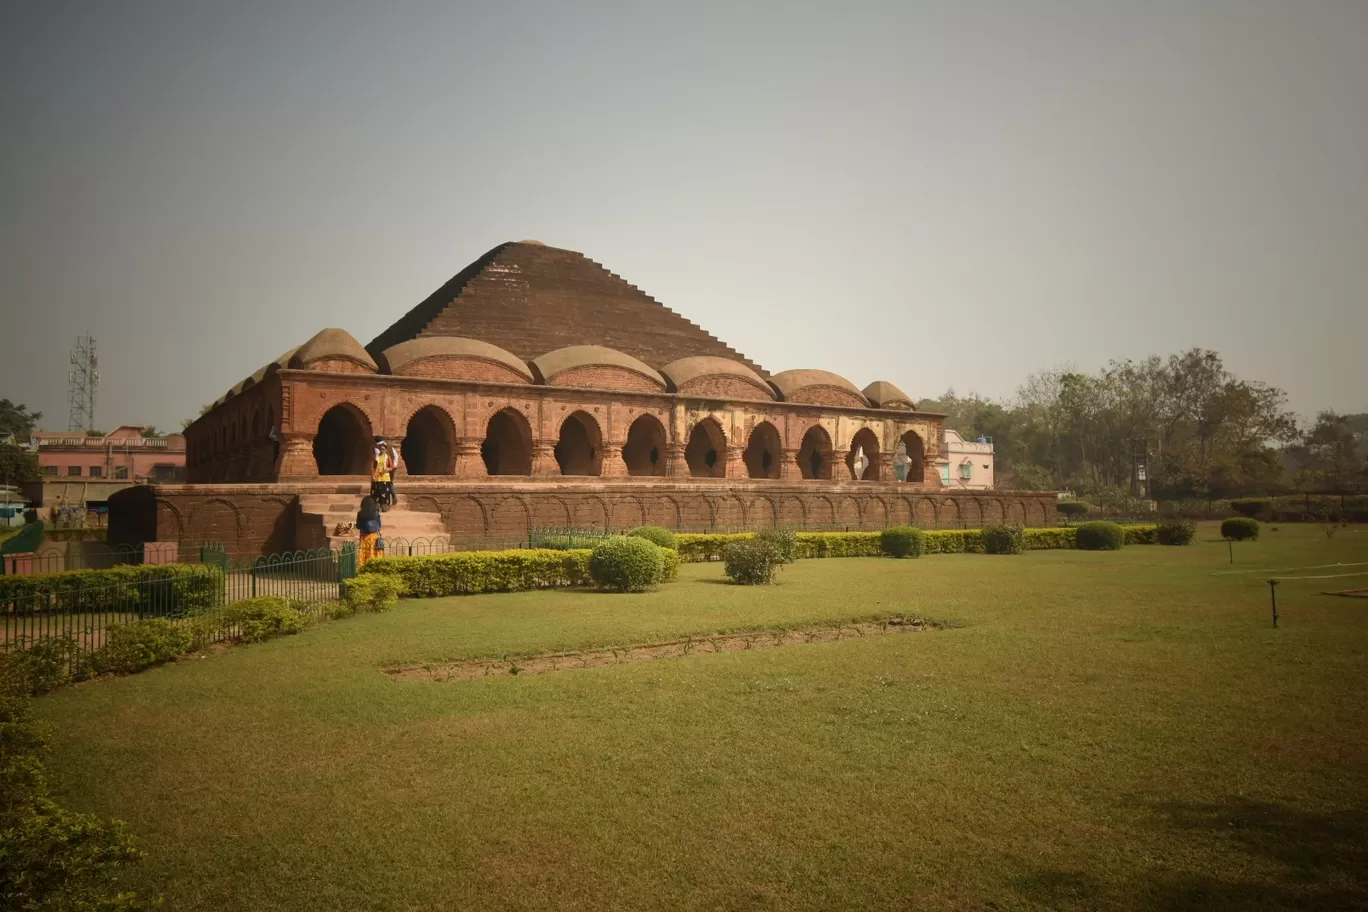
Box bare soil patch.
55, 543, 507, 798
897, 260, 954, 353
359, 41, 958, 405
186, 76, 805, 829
384, 616, 943, 682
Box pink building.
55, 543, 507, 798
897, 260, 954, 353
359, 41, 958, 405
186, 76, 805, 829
935, 429, 995, 490
28, 426, 186, 512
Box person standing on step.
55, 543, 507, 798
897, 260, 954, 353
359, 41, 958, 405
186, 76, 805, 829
356, 495, 383, 566
371, 438, 398, 511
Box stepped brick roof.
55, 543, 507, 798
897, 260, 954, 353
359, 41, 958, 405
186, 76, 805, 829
366, 242, 766, 376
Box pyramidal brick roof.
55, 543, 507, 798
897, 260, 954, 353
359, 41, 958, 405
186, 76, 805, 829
366, 241, 766, 376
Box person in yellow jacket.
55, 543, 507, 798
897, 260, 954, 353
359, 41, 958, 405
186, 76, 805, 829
371, 438, 398, 511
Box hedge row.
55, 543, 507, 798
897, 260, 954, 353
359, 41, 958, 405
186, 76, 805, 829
358, 547, 681, 597
0, 563, 222, 616
674, 526, 1161, 561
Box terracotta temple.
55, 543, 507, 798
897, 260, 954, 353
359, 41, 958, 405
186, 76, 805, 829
110, 241, 1055, 555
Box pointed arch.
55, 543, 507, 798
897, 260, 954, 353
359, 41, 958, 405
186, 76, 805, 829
313, 403, 373, 475
846, 427, 881, 481
898, 429, 927, 484
482, 407, 533, 476
685, 417, 727, 478
403, 405, 457, 475
554, 410, 603, 476
743, 421, 782, 479
622, 414, 667, 476
797, 425, 833, 480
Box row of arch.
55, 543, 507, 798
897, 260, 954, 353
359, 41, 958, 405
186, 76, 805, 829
310, 402, 928, 481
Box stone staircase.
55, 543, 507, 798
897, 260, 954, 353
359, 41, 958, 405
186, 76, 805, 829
296, 493, 448, 553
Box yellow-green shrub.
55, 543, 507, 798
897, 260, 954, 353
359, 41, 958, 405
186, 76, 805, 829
342, 575, 402, 613
1023, 528, 1076, 550
923, 530, 987, 554
218, 597, 312, 644
794, 532, 882, 558
359, 548, 593, 596
90, 618, 193, 674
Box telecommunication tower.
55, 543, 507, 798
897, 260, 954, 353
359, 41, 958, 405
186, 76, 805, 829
67, 335, 99, 433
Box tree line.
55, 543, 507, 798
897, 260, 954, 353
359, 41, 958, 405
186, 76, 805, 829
920, 349, 1366, 506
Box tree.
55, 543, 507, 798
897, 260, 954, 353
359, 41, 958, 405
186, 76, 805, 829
0, 400, 42, 442
1290, 412, 1364, 491
0, 444, 39, 485
181, 403, 214, 431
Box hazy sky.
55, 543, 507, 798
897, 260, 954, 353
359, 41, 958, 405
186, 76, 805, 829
3, 1, 1365, 433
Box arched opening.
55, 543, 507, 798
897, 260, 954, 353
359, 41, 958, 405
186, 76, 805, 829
743, 421, 782, 479
481, 408, 532, 476
554, 411, 603, 476
313, 404, 372, 475
846, 427, 881, 481
623, 414, 666, 476
897, 430, 926, 484
797, 426, 833, 480
685, 418, 727, 478
403, 406, 456, 475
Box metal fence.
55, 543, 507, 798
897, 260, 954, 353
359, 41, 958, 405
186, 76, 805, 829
1, 545, 355, 669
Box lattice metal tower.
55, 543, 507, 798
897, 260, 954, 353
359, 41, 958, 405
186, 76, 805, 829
67, 335, 99, 432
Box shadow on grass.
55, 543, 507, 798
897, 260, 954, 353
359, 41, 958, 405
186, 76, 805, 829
1014, 797, 1368, 911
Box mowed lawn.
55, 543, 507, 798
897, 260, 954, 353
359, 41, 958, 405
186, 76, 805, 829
35, 524, 1368, 911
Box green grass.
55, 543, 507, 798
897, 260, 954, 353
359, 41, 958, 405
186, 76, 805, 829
35, 524, 1368, 911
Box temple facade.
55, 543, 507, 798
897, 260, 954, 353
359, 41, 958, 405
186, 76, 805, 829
111, 241, 1055, 554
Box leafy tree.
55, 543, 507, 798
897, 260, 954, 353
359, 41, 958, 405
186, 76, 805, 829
0, 399, 42, 442
0, 444, 39, 485
1289, 412, 1364, 491
180, 403, 214, 431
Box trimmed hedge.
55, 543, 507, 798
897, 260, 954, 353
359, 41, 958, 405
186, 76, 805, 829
626, 525, 678, 550
1156, 519, 1196, 546
589, 536, 666, 592
1023, 528, 1076, 550
0, 563, 221, 617
90, 618, 194, 674
795, 532, 882, 558
1076, 521, 1125, 551
1222, 517, 1260, 541
983, 522, 1025, 555
1124, 525, 1158, 545
342, 575, 402, 613
880, 526, 925, 558
359, 547, 682, 596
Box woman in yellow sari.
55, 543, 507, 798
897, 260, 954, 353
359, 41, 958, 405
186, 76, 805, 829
356, 496, 383, 566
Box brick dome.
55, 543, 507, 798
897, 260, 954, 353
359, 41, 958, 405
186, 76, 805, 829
769, 370, 868, 408
290, 329, 378, 373
532, 345, 666, 392
660, 356, 774, 401
378, 337, 533, 384
863, 381, 916, 410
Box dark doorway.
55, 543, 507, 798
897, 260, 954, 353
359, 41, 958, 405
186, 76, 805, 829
685, 418, 727, 478
623, 414, 667, 476
798, 426, 833, 480
554, 411, 603, 476
481, 408, 533, 475
313, 405, 371, 475
744, 422, 782, 479
846, 428, 881, 480
403, 407, 456, 475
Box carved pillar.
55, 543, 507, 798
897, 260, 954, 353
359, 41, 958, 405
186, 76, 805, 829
453, 438, 487, 477
877, 452, 894, 482
600, 443, 627, 477
531, 440, 559, 477
780, 448, 802, 480
724, 447, 745, 479
279, 433, 316, 477
665, 443, 688, 477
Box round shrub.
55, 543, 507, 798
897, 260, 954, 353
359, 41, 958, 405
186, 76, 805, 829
722, 539, 781, 585
1156, 519, 1196, 546
1057, 501, 1090, 522
880, 526, 925, 558
1222, 517, 1260, 541
1075, 521, 1125, 551
627, 525, 677, 550
982, 522, 1025, 555
1229, 498, 1272, 521
588, 536, 665, 592
755, 528, 798, 564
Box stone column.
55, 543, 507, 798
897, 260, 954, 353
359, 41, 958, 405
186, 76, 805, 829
780, 447, 802, 480
599, 443, 627, 477
278, 433, 315, 477
665, 443, 688, 477
531, 440, 560, 477
453, 439, 486, 477
876, 452, 895, 482
724, 447, 746, 479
